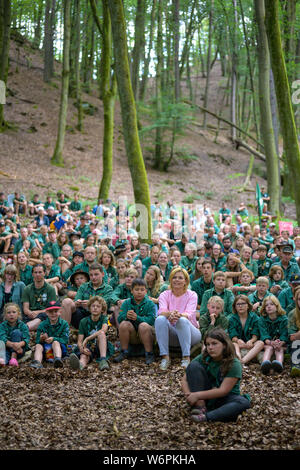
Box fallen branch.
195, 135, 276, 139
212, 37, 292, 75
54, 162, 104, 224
234, 138, 266, 162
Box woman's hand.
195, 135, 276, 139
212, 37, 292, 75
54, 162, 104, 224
185, 392, 201, 406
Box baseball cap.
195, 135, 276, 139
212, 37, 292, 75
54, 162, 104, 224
70, 270, 90, 286
0, 221, 5, 227
45, 300, 61, 311
73, 251, 84, 259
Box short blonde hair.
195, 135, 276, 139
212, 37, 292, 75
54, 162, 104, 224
3, 302, 22, 320
169, 267, 190, 293
256, 276, 269, 287
207, 295, 224, 310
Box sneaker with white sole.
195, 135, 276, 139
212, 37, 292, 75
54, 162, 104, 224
69, 353, 81, 370
159, 358, 170, 371
181, 358, 190, 369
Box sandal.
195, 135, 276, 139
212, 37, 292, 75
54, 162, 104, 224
191, 411, 207, 423
191, 406, 207, 415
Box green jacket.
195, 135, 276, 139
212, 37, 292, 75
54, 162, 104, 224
42, 242, 61, 260
228, 311, 260, 342
19, 265, 33, 286
0, 319, 30, 350
257, 258, 272, 277
278, 287, 294, 313
118, 295, 156, 327
258, 315, 288, 343
199, 312, 228, 338
271, 261, 300, 282
288, 309, 299, 337
191, 277, 214, 306
200, 288, 235, 317
112, 283, 132, 303
180, 256, 197, 275
248, 290, 270, 314
75, 281, 115, 309
36, 317, 70, 345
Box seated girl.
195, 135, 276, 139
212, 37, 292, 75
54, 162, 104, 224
229, 295, 264, 365
259, 295, 288, 375
181, 329, 250, 422
0, 303, 30, 366
268, 265, 289, 297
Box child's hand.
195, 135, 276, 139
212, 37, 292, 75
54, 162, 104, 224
185, 392, 200, 406
237, 339, 247, 348
45, 337, 53, 344
252, 302, 260, 311
40, 333, 48, 342
246, 340, 254, 349
127, 310, 137, 321
209, 313, 216, 325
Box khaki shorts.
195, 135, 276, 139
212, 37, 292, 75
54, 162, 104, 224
129, 325, 156, 345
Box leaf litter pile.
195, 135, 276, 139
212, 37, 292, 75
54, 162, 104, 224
0, 328, 299, 451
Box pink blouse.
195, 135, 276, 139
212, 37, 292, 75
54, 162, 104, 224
157, 289, 199, 329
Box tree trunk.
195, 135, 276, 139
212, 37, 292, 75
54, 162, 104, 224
74, 0, 83, 131
173, 0, 180, 101
108, 0, 152, 242
139, 0, 156, 102
154, 0, 163, 170
203, 0, 213, 129
51, 0, 71, 166
265, 0, 300, 223
90, 0, 117, 200
0, 0, 11, 131
254, 0, 280, 216
33, 0, 44, 49
43, 0, 56, 82
130, 0, 146, 100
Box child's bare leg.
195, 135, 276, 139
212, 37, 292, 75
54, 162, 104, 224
27, 318, 42, 331
242, 341, 264, 364
119, 321, 134, 350
275, 348, 284, 364
234, 343, 242, 360
60, 298, 75, 324
52, 340, 62, 358
34, 344, 44, 363
97, 331, 107, 358
138, 323, 154, 353
262, 345, 273, 362
80, 353, 89, 369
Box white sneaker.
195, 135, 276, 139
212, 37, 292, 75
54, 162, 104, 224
181, 358, 190, 369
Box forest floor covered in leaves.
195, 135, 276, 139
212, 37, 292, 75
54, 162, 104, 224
0, 327, 299, 452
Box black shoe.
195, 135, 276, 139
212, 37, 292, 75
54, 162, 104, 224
261, 360, 272, 375
272, 360, 283, 373
54, 357, 64, 368
145, 352, 155, 365
30, 360, 43, 369
113, 350, 129, 363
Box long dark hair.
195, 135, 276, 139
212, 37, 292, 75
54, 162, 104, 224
202, 328, 236, 377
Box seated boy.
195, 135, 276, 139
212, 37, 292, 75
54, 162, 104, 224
114, 278, 156, 365
248, 277, 270, 314
199, 271, 235, 317
231, 268, 256, 296
69, 296, 114, 372
30, 300, 70, 369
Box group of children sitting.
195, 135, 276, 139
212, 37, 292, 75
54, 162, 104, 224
0, 191, 299, 421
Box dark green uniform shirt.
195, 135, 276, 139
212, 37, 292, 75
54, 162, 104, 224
36, 317, 70, 345
0, 319, 30, 350
191, 277, 214, 306
22, 282, 57, 312
75, 281, 115, 309
228, 311, 260, 342
199, 312, 229, 338
258, 315, 288, 343
19, 265, 33, 286
200, 288, 235, 317
118, 295, 156, 327
42, 242, 61, 260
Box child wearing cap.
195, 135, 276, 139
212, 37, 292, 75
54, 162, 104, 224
30, 300, 70, 369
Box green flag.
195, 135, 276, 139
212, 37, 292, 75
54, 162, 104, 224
256, 183, 264, 219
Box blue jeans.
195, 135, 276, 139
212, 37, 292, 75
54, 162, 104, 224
186, 361, 250, 422
155, 316, 201, 357
5, 329, 26, 364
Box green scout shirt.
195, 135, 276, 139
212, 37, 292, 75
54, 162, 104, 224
200, 288, 235, 317
118, 295, 156, 327
36, 317, 70, 345
211, 256, 227, 272
258, 315, 288, 343
248, 290, 270, 314
42, 242, 61, 260
199, 312, 228, 338
244, 260, 258, 278
112, 283, 132, 303
174, 241, 186, 255
271, 261, 300, 282
192, 354, 246, 410
269, 279, 289, 296
257, 258, 272, 277
278, 287, 294, 312
191, 277, 214, 306
228, 312, 260, 342
180, 256, 197, 275
73, 261, 108, 282
104, 265, 118, 284
288, 309, 299, 337
70, 200, 82, 212
78, 314, 114, 358
75, 281, 115, 309
45, 264, 61, 281
14, 238, 36, 254
0, 319, 30, 351
159, 262, 173, 282
22, 282, 57, 312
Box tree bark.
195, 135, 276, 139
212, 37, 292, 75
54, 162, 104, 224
51, 0, 71, 166
43, 0, 56, 83
131, 0, 146, 100
265, 0, 300, 223
139, 0, 156, 102
203, 0, 213, 129
254, 0, 280, 216
0, 0, 11, 131
108, 0, 152, 241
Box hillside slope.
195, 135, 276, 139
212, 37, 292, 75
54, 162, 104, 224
0, 36, 292, 219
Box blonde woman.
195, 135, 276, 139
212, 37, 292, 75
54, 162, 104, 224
155, 267, 201, 370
